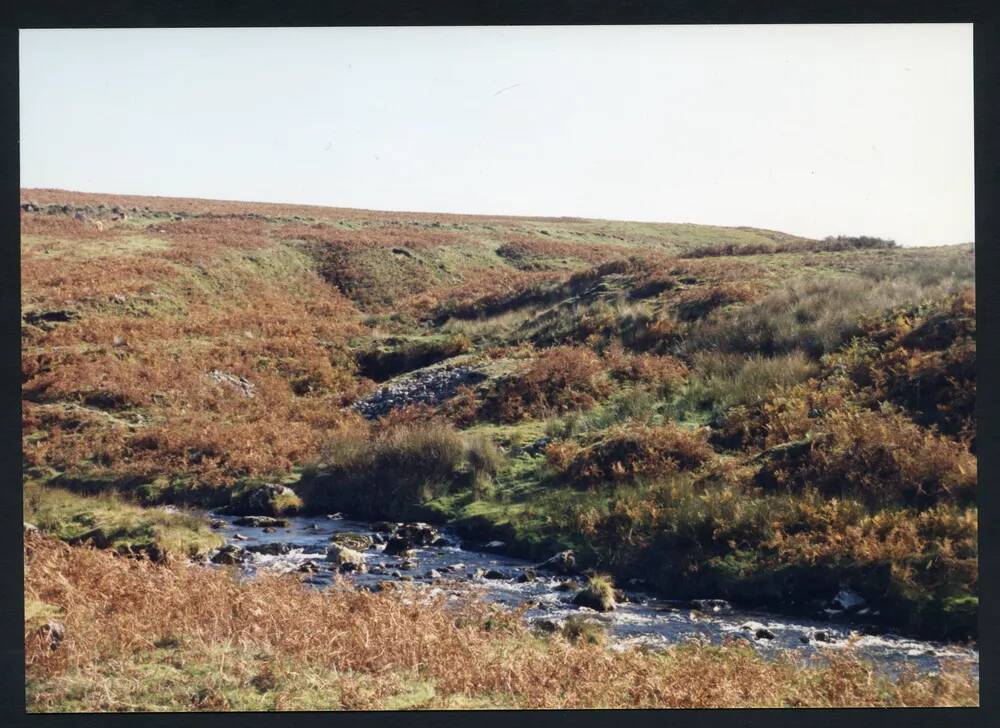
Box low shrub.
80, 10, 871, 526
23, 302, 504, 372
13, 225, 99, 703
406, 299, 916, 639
752, 406, 976, 508
547, 424, 714, 489
483, 346, 612, 422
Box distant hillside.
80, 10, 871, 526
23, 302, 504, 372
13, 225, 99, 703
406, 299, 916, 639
22, 188, 828, 311
21, 188, 976, 640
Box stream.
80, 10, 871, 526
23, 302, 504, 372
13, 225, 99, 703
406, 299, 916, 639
206, 511, 978, 679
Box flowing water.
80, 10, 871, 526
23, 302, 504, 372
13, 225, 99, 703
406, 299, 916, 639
209, 511, 978, 679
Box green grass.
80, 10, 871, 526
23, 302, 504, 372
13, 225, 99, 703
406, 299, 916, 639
24, 482, 222, 559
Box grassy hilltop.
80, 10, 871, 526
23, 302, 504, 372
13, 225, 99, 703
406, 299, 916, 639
21, 189, 977, 707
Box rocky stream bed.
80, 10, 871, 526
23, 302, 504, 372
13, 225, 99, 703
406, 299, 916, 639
204, 511, 979, 680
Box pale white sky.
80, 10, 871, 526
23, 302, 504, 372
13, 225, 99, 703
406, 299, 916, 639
20, 25, 974, 246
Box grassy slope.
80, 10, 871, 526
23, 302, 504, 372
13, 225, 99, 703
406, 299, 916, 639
21, 189, 976, 644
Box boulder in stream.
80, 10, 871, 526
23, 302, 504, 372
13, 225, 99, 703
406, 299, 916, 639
383, 535, 413, 555
246, 542, 292, 556
690, 598, 732, 614
331, 532, 373, 551
484, 569, 507, 580
831, 589, 866, 613
211, 545, 247, 565
326, 543, 365, 568
396, 522, 439, 546
232, 516, 288, 528
517, 568, 537, 583
538, 550, 576, 575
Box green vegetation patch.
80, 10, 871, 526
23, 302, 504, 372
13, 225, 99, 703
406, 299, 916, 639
24, 482, 222, 560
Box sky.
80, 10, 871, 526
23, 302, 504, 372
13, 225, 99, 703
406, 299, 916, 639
20, 25, 974, 246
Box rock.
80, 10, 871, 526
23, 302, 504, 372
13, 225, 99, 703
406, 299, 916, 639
554, 581, 576, 592
326, 513, 344, 520
37, 621, 65, 650
371, 520, 397, 532
209, 519, 226, 529
297, 561, 319, 573
517, 568, 537, 583
225, 484, 300, 517
690, 599, 732, 614
208, 369, 256, 398
232, 516, 288, 528
340, 561, 368, 574
832, 589, 866, 613
425, 569, 442, 579
524, 437, 550, 456
538, 550, 576, 575
813, 630, 835, 643
484, 569, 507, 580
532, 618, 560, 634
383, 535, 413, 556
326, 543, 365, 568
398, 559, 417, 571
331, 532, 373, 551
353, 364, 488, 420
470, 568, 486, 579
799, 635, 811, 643
263, 527, 277, 534
246, 542, 291, 556
23, 522, 38, 534
307, 523, 321, 531
483, 540, 506, 551
372, 533, 387, 545
396, 522, 439, 546
390, 570, 402, 578
232, 533, 248, 541
430, 536, 451, 547
755, 628, 776, 640
211, 545, 246, 565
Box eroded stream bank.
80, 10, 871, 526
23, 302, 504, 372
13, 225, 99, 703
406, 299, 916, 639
205, 511, 978, 679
